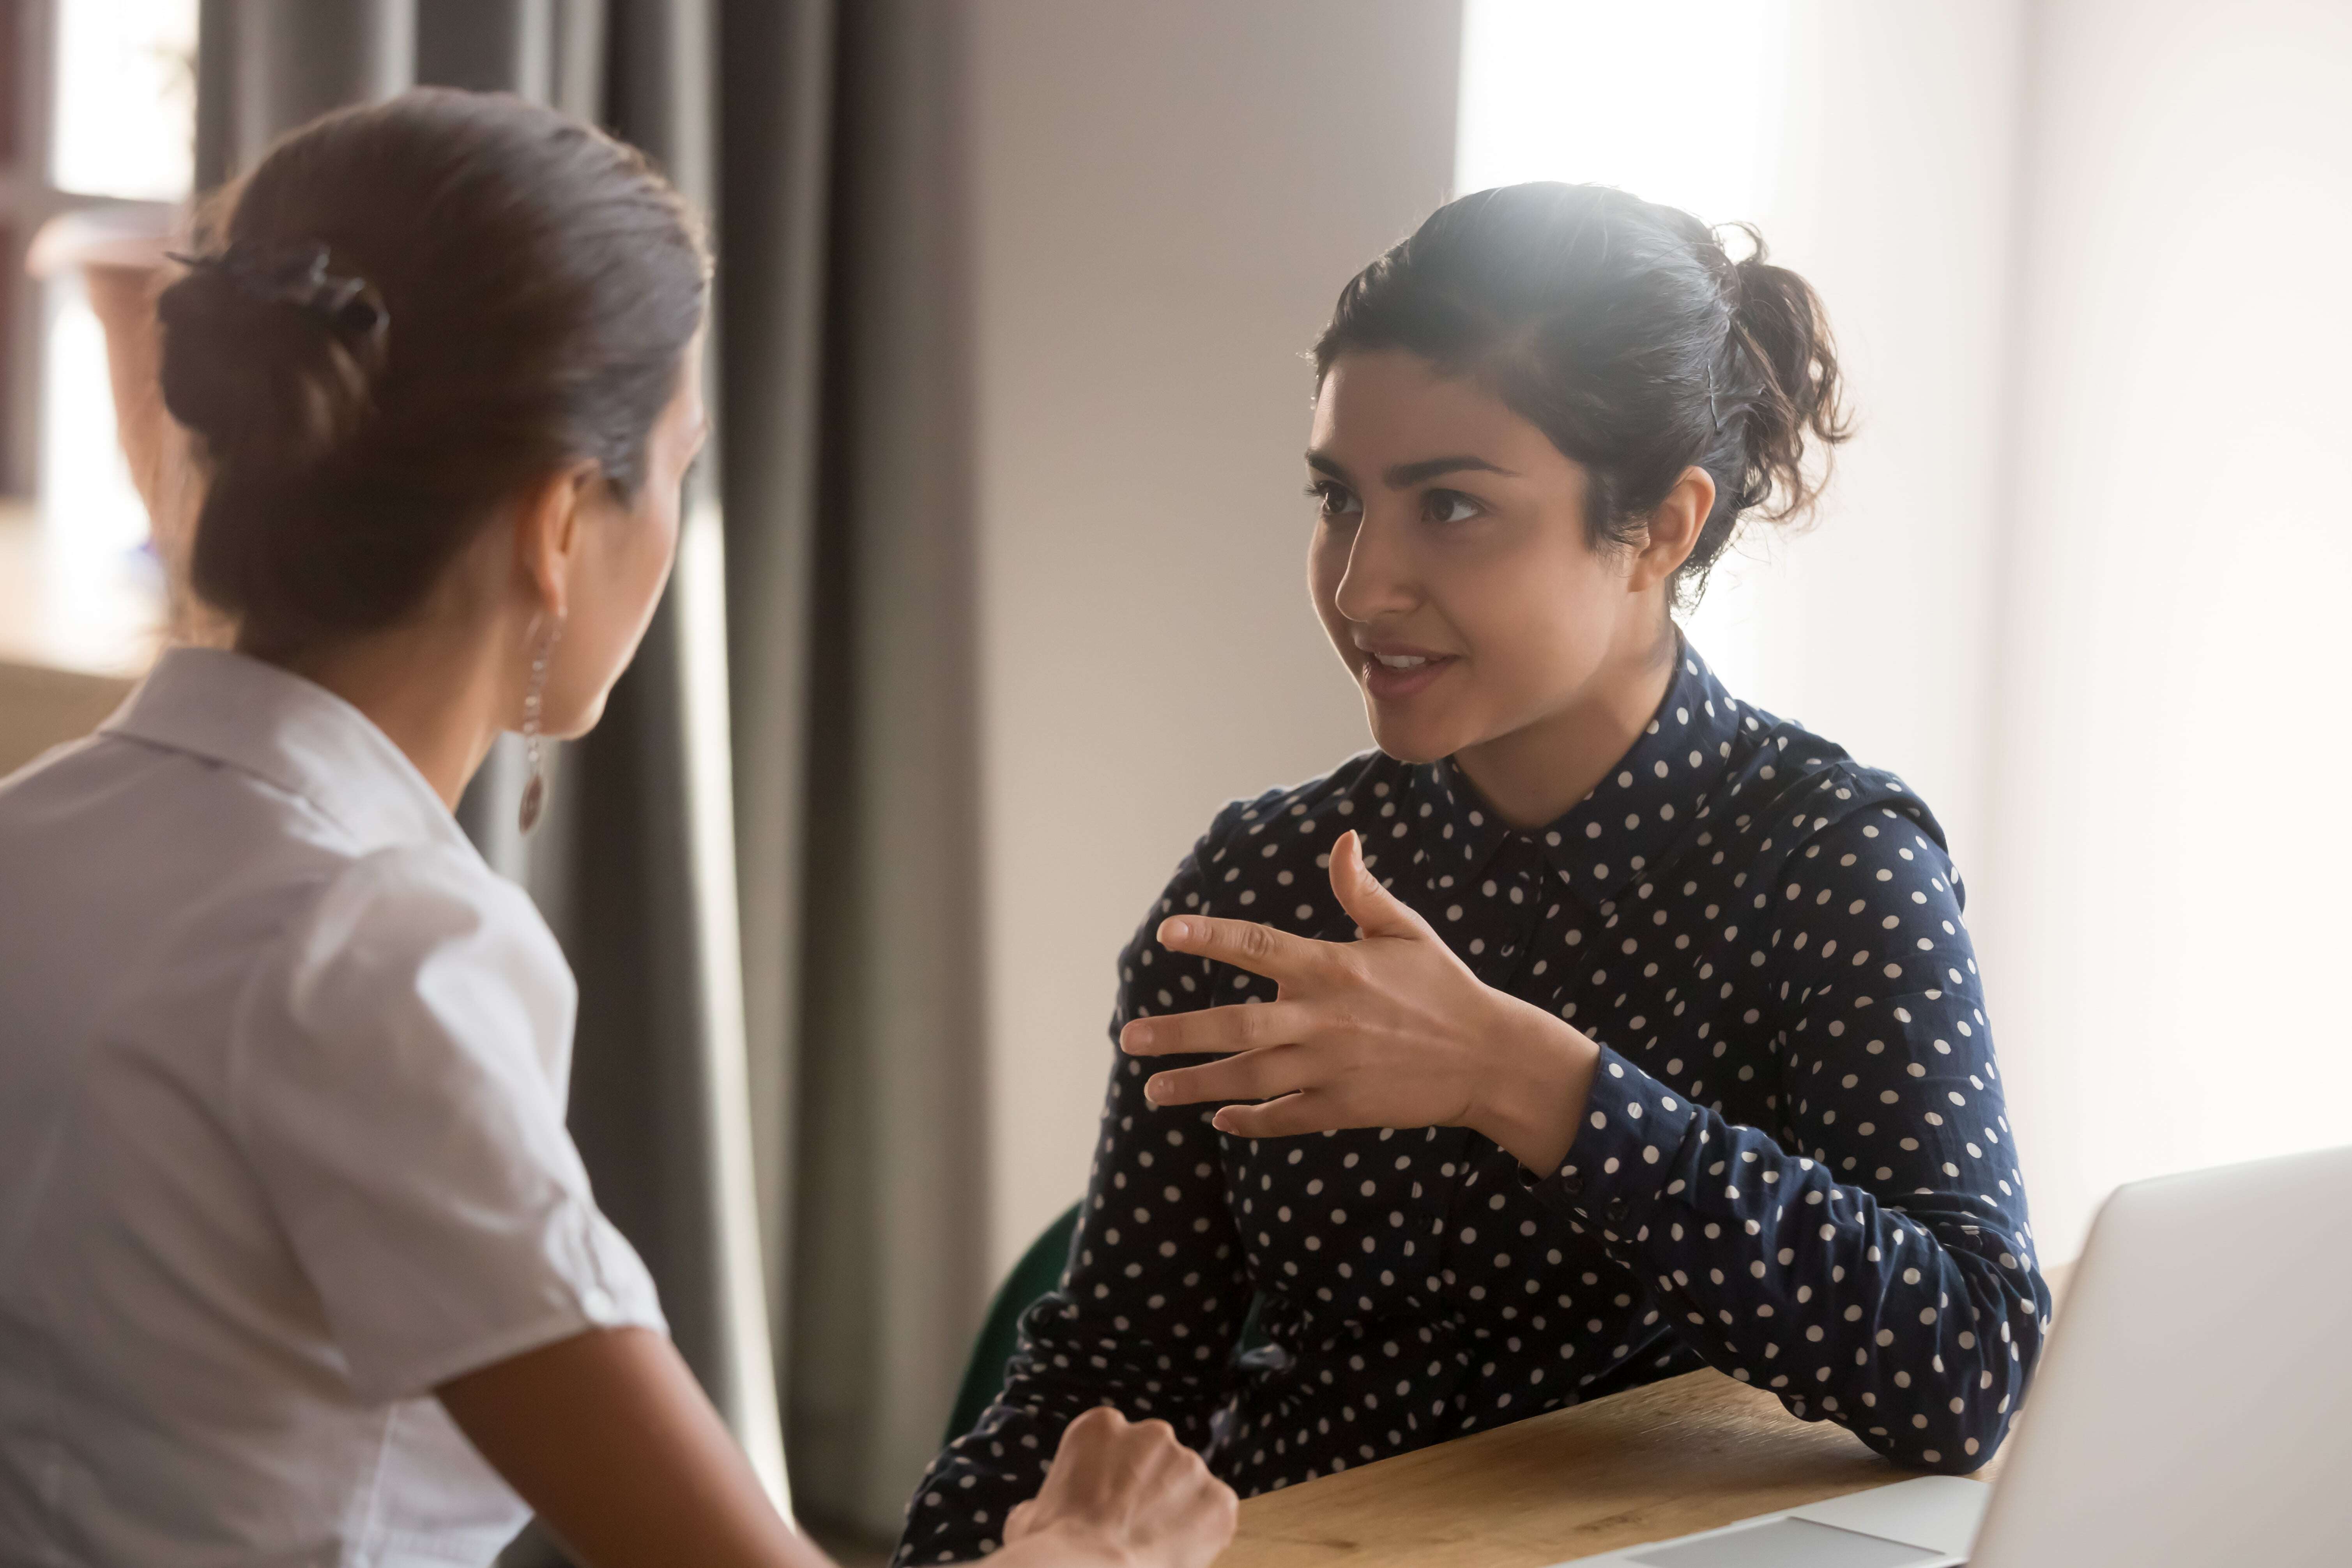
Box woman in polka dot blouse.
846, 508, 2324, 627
897, 183, 2053, 1564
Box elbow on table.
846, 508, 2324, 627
1859, 1382, 2018, 1476
1895, 1278, 2046, 1475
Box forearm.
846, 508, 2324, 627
438, 1326, 819, 1568
899, 1296, 1236, 1564
977, 1536, 1081, 1568
908, 826, 1247, 1568
1644, 1149, 2040, 1465
903, 1056, 1246, 1562
980, 1523, 1138, 1568
1532, 1055, 2048, 1467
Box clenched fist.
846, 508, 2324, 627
993, 1406, 1236, 1568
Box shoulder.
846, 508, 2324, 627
1714, 705, 1950, 864
261, 841, 571, 1064
1178, 753, 1404, 949
1190, 750, 1402, 866
1175, 751, 1403, 912
291, 839, 548, 951
1125, 752, 1401, 963
1705, 709, 1968, 929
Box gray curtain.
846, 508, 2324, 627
193, 0, 992, 1553
782, 0, 990, 1537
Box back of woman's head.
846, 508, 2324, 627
1314, 182, 1850, 603
158, 87, 709, 657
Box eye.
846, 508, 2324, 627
1423, 488, 1482, 524
1306, 479, 1363, 518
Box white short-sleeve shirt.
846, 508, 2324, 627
0, 648, 666, 1568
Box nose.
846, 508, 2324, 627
1332, 506, 1419, 627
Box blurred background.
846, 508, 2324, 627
3, 0, 2347, 1553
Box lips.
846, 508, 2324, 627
1358, 647, 1456, 700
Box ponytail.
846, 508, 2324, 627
1719, 227, 1851, 525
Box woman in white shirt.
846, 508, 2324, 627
0, 89, 1233, 1568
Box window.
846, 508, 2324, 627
1, 0, 196, 568
51, 0, 198, 201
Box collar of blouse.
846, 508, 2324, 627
1397, 644, 1807, 913
103, 645, 465, 857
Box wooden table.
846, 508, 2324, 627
1216, 1368, 1997, 1568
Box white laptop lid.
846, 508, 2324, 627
1552, 1476, 1988, 1568
1972, 1142, 2352, 1567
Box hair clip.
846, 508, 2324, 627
169, 240, 387, 338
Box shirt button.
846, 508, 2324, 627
1604, 1199, 1630, 1224
1558, 1172, 1584, 1196
582, 1285, 616, 1319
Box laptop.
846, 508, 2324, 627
1554, 1142, 2352, 1567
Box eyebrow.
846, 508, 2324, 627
1303, 451, 1519, 488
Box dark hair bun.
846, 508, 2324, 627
158, 249, 389, 477
1721, 232, 1850, 525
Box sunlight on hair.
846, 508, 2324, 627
1454, 0, 1791, 699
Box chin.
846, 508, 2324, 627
553, 689, 613, 741
1363, 708, 1464, 766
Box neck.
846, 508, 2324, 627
1452, 617, 1680, 831
265, 615, 519, 811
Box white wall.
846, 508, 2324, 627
1747, 0, 2352, 1262
1734, 1, 2028, 871
1976, 0, 2352, 1260
966, 1, 1465, 1276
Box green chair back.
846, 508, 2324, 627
943, 1202, 1082, 1446
942, 1200, 1271, 1448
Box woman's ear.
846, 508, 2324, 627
1626, 465, 1715, 595
511, 463, 601, 621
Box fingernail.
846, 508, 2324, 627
1124, 1022, 1151, 1051
1145, 1075, 1168, 1103
1162, 918, 1189, 944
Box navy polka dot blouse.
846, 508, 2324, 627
895, 645, 2053, 1564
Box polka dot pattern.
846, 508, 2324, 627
893, 646, 2052, 1565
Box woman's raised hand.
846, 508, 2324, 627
1119, 830, 1600, 1176
992, 1406, 1236, 1568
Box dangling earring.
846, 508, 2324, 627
519, 620, 561, 834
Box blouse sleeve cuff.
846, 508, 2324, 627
1517, 1045, 1702, 1239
